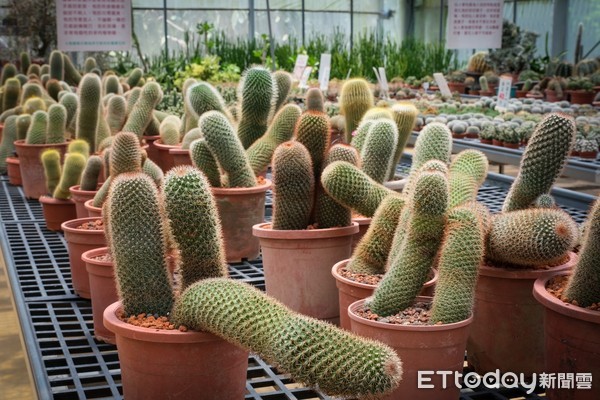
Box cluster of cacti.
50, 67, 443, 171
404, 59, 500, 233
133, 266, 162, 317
236, 67, 276, 149
339, 78, 374, 143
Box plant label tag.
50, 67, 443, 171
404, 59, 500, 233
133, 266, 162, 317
378, 67, 389, 93
433, 73, 452, 97
422, 82, 430, 90
299, 67, 312, 89
293, 54, 309, 80
496, 75, 513, 111
319, 54, 331, 91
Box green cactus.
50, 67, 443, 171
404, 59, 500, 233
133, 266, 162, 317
350, 120, 375, 153
388, 103, 419, 180
59, 92, 78, 135
190, 138, 221, 188
67, 139, 90, 159
95, 105, 112, 151
125, 87, 141, 116
369, 170, 448, 317
45, 79, 62, 102
180, 78, 198, 133
163, 166, 228, 289
486, 208, 579, 267
20, 52, 31, 75
16, 114, 31, 141
2, 78, 21, 112
360, 119, 398, 183
75, 74, 101, 153
198, 110, 256, 188
142, 158, 164, 187
15, 74, 28, 87
502, 113, 576, 212
126, 68, 143, 88
410, 122, 453, 173
236, 66, 276, 149
46, 104, 67, 144
41, 149, 61, 195
362, 107, 393, 122
159, 115, 182, 146
305, 88, 324, 112
448, 149, 488, 208
80, 155, 103, 191
172, 278, 402, 399
181, 127, 203, 150
534, 194, 556, 208
271, 141, 314, 230
106, 95, 127, 135
314, 144, 361, 229
25, 110, 47, 144
49, 50, 64, 81
339, 78, 374, 143
122, 81, 163, 139
83, 57, 97, 73
479, 76, 489, 92
105, 172, 175, 316
40, 64, 50, 76
564, 198, 600, 307
430, 203, 489, 324
1, 63, 17, 85
92, 177, 111, 207
321, 161, 399, 218
185, 82, 231, 123
22, 96, 46, 114
103, 75, 122, 96
272, 70, 292, 113
53, 152, 86, 199
27, 64, 40, 77
346, 195, 406, 275
295, 111, 331, 179
20, 83, 44, 105
0, 116, 18, 174
62, 54, 82, 86
109, 132, 144, 177
41, 74, 50, 88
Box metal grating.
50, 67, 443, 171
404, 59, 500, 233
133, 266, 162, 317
0, 180, 43, 222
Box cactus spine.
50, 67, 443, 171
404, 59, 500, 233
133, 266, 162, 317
106, 95, 127, 134
185, 82, 231, 124
76, 74, 102, 153
360, 119, 398, 183
388, 103, 419, 180
448, 149, 488, 208
294, 111, 331, 179
53, 152, 87, 199
339, 78, 374, 143
237, 66, 276, 149
350, 119, 375, 153
109, 132, 144, 177
41, 149, 61, 195
25, 110, 47, 144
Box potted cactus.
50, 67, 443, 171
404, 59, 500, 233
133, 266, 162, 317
479, 123, 496, 145
545, 77, 567, 102
566, 76, 595, 104
68, 154, 103, 218
478, 75, 494, 96
446, 70, 467, 94
103, 166, 402, 400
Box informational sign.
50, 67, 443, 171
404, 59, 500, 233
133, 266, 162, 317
318, 54, 331, 91
495, 75, 513, 111
56, 0, 132, 51
292, 54, 309, 81
433, 73, 453, 98
446, 0, 504, 49
299, 67, 312, 89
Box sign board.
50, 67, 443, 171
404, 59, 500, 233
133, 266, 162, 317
292, 54, 309, 81
56, 0, 132, 51
299, 67, 312, 89
318, 54, 331, 91
495, 75, 513, 111
446, 0, 504, 49
433, 73, 453, 98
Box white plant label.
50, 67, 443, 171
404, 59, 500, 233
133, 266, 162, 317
299, 67, 312, 89
378, 67, 389, 93
319, 54, 331, 91
293, 54, 309, 81
496, 75, 513, 111
433, 73, 453, 98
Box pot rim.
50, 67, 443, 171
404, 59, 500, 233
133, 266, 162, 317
332, 259, 438, 290
351, 216, 371, 225
84, 198, 102, 212
212, 179, 272, 195
14, 139, 68, 148
69, 184, 100, 195
153, 139, 179, 150
478, 252, 576, 279
532, 271, 600, 325
6, 156, 19, 163
253, 221, 359, 240
61, 216, 104, 234
169, 147, 188, 155
39, 195, 75, 205
348, 298, 473, 332
82, 247, 112, 266
142, 134, 161, 140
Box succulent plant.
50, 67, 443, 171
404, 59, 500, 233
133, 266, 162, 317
75, 74, 102, 153
359, 119, 398, 183
25, 110, 48, 144
272, 70, 292, 113
305, 87, 324, 112
41, 149, 61, 195
0, 116, 18, 173
52, 152, 87, 200
339, 78, 374, 143
80, 155, 103, 191
122, 81, 163, 139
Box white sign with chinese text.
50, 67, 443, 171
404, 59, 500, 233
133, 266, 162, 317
293, 54, 309, 81
318, 54, 331, 91
496, 75, 513, 111
299, 67, 312, 89
433, 73, 453, 98
56, 0, 132, 51
446, 0, 504, 49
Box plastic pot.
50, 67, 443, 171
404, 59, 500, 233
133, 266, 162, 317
39, 195, 77, 231
14, 139, 68, 199
69, 184, 100, 219
82, 247, 116, 344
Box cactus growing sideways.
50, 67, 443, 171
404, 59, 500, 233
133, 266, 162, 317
190, 138, 221, 188
41, 149, 61, 195
237, 66, 276, 149
272, 70, 292, 113
122, 81, 163, 139
52, 152, 87, 199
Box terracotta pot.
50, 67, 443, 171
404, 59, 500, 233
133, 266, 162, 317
349, 298, 473, 400
253, 222, 358, 324
452, 133, 466, 139
6, 156, 22, 186
492, 139, 504, 147
69, 185, 100, 219
568, 90, 595, 105
351, 216, 371, 251
212, 179, 271, 263
84, 199, 102, 217
14, 139, 68, 199
466, 132, 479, 139
39, 196, 77, 231
62, 217, 107, 299
447, 82, 466, 94
467, 253, 577, 377
169, 146, 192, 167
533, 272, 600, 400
578, 151, 598, 160
503, 142, 520, 149
332, 259, 438, 330
142, 135, 161, 166
515, 90, 528, 98
82, 247, 116, 343
479, 90, 495, 97
480, 139, 493, 145
153, 139, 177, 172
545, 89, 563, 103
104, 301, 249, 400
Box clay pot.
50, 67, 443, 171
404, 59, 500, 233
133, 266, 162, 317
447, 82, 466, 94
492, 139, 504, 147
103, 301, 249, 400
479, 90, 495, 97
153, 139, 177, 172
503, 142, 520, 149
533, 272, 600, 400
142, 135, 161, 165
69, 185, 100, 219
515, 90, 528, 98
351, 216, 371, 251
212, 179, 271, 263
480, 139, 493, 145
253, 222, 358, 324
578, 150, 598, 160
332, 259, 438, 330
82, 247, 116, 344
84, 199, 102, 217
6, 156, 22, 186
545, 89, 563, 103
349, 298, 473, 400
169, 146, 192, 167
14, 140, 68, 199
467, 253, 577, 377
39, 196, 77, 231
568, 90, 595, 105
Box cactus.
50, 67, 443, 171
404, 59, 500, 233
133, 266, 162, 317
126, 68, 143, 88
122, 82, 163, 139
76, 74, 102, 153
62, 54, 82, 86
321, 161, 399, 218
80, 155, 103, 191
362, 107, 393, 121
271, 141, 314, 230
163, 166, 228, 289
67, 140, 90, 160
25, 110, 47, 144
109, 132, 144, 177
103, 75, 122, 96
59, 92, 78, 135
430, 203, 488, 324
125, 87, 141, 116
350, 119, 375, 153
181, 127, 203, 150
106, 95, 127, 134
83, 57, 97, 73
20, 83, 44, 105
502, 113, 576, 212
53, 152, 86, 199
41, 149, 61, 195
368, 170, 448, 317
236, 66, 276, 149
3, 78, 21, 112
16, 114, 31, 141
198, 111, 256, 188
305, 88, 324, 112
272, 70, 292, 113
105, 173, 175, 316
467, 51, 491, 73
40, 64, 50, 76
186, 82, 231, 123
314, 144, 361, 229
20, 52, 31, 74
92, 177, 111, 207
22, 96, 46, 114
0, 116, 18, 174
45, 79, 62, 102
46, 104, 67, 144
190, 138, 221, 187
564, 198, 600, 307
486, 208, 579, 267
448, 149, 488, 208
27, 64, 41, 77
295, 111, 331, 179
388, 103, 419, 180
159, 115, 181, 145
172, 278, 402, 399
346, 195, 406, 275
1, 63, 17, 85
142, 158, 164, 187
534, 194, 556, 208
49, 50, 64, 81
479, 76, 489, 92
339, 78, 374, 143
360, 119, 398, 183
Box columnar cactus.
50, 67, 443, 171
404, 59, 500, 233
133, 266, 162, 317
106, 95, 127, 135
62, 54, 82, 86
360, 119, 398, 183
448, 149, 488, 208
2, 78, 21, 112
389, 103, 419, 180
142, 158, 164, 187
53, 152, 87, 200
103, 75, 122, 96
190, 138, 221, 188
122, 81, 163, 139
502, 113, 576, 212
0, 63, 17, 85
339, 78, 374, 143
84, 57, 97, 73
181, 127, 202, 149
49, 50, 64, 81
272, 70, 292, 113
41, 149, 61, 195
159, 115, 182, 145
80, 155, 103, 191
59, 92, 78, 135
125, 87, 141, 116
350, 119, 375, 153
46, 104, 67, 144
237, 66, 276, 149
45, 79, 62, 102
25, 110, 48, 144
185, 82, 231, 124
479, 76, 489, 92
68, 139, 90, 158
76, 74, 102, 153
294, 111, 331, 179
126, 68, 143, 88
305, 88, 324, 112
20, 52, 31, 75
16, 114, 31, 140
0, 115, 18, 173
20, 83, 44, 105
109, 132, 144, 177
